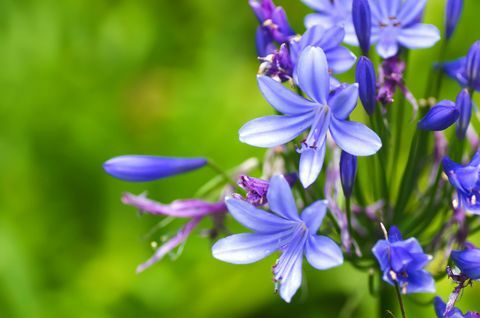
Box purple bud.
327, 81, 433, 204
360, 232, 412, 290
355, 56, 376, 115
455, 89, 473, 139
418, 100, 459, 131
103, 155, 207, 182
249, 0, 275, 23
451, 248, 480, 280
352, 0, 371, 56
445, 0, 464, 40
466, 41, 480, 89
340, 151, 357, 198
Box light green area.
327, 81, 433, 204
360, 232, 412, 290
0, 0, 479, 317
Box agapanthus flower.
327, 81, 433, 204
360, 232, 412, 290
372, 226, 435, 294
240, 46, 381, 188
445, 0, 464, 40
418, 89, 472, 139
212, 175, 343, 303
249, 0, 296, 56
367, 0, 440, 59
103, 155, 207, 182
122, 192, 226, 272
443, 152, 480, 213
236, 174, 297, 206
302, 0, 357, 45
451, 246, 480, 280
434, 296, 480, 318
443, 41, 480, 92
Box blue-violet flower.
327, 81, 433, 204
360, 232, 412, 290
445, 0, 464, 40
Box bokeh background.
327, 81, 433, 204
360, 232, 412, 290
0, 0, 479, 317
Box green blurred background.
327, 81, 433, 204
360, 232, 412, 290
0, 0, 479, 317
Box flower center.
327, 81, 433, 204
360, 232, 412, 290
379, 16, 402, 28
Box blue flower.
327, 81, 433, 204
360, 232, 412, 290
212, 175, 343, 303
445, 0, 464, 40
103, 155, 207, 182
240, 46, 381, 188
443, 41, 480, 92
451, 247, 480, 280
372, 226, 435, 294
443, 152, 480, 213
302, 0, 357, 45
434, 297, 480, 318
368, 0, 440, 58
249, 0, 296, 56
418, 89, 472, 139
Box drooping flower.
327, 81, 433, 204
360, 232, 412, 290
356, 56, 377, 115
434, 296, 480, 318
260, 25, 356, 84
443, 41, 480, 92
122, 192, 227, 272
372, 226, 435, 294
103, 155, 207, 182
340, 151, 357, 198
443, 152, 480, 213
212, 175, 344, 303
352, 0, 372, 56
240, 46, 381, 188
301, 0, 357, 45
249, 0, 296, 56
445, 0, 464, 40
418, 89, 472, 139
367, 0, 440, 59
451, 246, 480, 280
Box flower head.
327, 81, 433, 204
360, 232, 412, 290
240, 46, 381, 188
451, 247, 480, 280
443, 152, 480, 213
372, 226, 435, 294
368, 0, 440, 58
212, 175, 343, 302
103, 155, 207, 182
418, 89, 472, 139
443, 41, 480, 92
435, 297, 480, 318
249, 0, 295, 56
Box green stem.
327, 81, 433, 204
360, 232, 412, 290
207, 160, 239, 188
346, 196, 353, 241
394, 282, 408, 318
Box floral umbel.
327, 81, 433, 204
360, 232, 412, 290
103, 0, 480, 316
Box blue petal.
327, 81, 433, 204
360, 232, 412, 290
325, 46, 357, 73
451, 248, 480, 280
376, 28, 399, 58
304, 13, 336, 29
398, 24, 441, 49
255, 26, 275, 57
443, 57, 468, 86
405, 270, 436, 294
330, 118, 382, 156
372, 239, 390, 272
257, 76, 317, 115
103, 155, 207, 182
212, 232, 288, 264
316, 25, 345, 51
301, 200, 328, 233
225, 198, 295, 233
388, 226, 403, 242
267, 175, 301, 221
301, 0, 332, 12
456, 89, 472, 139
299, 144, 326, 188
397, 0, 427, 26
417, 100, 459, 131
278, 252, 303, 303
239, 112, 313, 148
433, 297, 446, 318
295, 46, 330, 104
329, 83, 359, 120
305, 235, 344, 270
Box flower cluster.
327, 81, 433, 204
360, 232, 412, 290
103, 0, 480, 316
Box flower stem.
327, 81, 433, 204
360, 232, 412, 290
394, 282, 408, 318
346, 196, 353, 241
207, 160, 239, 188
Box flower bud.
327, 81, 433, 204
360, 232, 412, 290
445, 0, 463, 40
417, 100, 459, 131
352, 0, 371, 56
340, 151, 357, 198
355, 56, 376, 115
466, 41, 480, 90
455, 89, 472, 139
103, 155, 207, 182
451, 247, 480, 280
